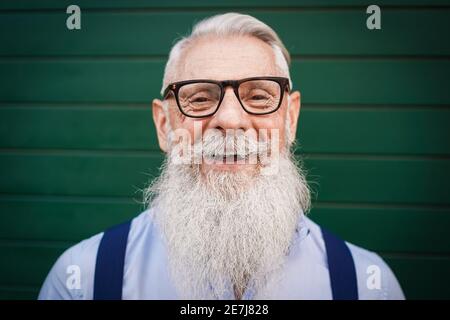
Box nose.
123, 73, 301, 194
209, 87, 252, 132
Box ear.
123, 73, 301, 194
152, 98, 169, 153
287, 91, 301, 143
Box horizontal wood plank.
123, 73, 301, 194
1, 60, 449, 105
1, 10, 449, 56
0, 285, 38, 300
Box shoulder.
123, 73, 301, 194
303, 216, 405, 300
37, 232, 103, 300
347, 242, 405, 300
38, 209, 154, 300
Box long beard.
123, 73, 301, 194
143, 130, 311, 299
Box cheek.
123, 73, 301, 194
175, 119, 209, 144
252, 116, 286, 143
170, 108, 186, 127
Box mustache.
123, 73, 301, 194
167, 128, 280, 167
193, 130, 271, 159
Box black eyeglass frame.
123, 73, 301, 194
162, 76, 290, 118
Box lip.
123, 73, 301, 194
202, 161, 256, 173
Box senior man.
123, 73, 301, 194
39, 13, 404, 300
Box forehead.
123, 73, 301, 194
177, 35, 278, 81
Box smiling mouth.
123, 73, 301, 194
204, 154, 253, 164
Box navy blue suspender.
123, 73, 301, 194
321, 227, 359, 300
93, 221, 358, 300
93, 220, 131, 300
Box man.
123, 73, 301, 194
39, 13, 404, 300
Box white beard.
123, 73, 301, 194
144, 128, 311, 299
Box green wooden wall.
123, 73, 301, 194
1, 0, 450, 300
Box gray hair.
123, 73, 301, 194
160, 12, 293, 96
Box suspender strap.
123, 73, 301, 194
93, 220, 131, 300
321, 227, 359, 300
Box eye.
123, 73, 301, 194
251, 95, 267, 100
192, 97, 209, 103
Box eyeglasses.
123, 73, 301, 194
162, 76, 290, 118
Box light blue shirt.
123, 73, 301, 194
38, 208, 405, 300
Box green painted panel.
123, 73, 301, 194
299, 107, 450, 155
0, 106, 158, 151
384, 255, 450, 300
0, 286, 38, 300
292, 60, 450, 105
0, 151, 164, 197
310, 205, 450, 254
0, 244, 68, 286
305, 156, 450, 205
0, 197, 140, 242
